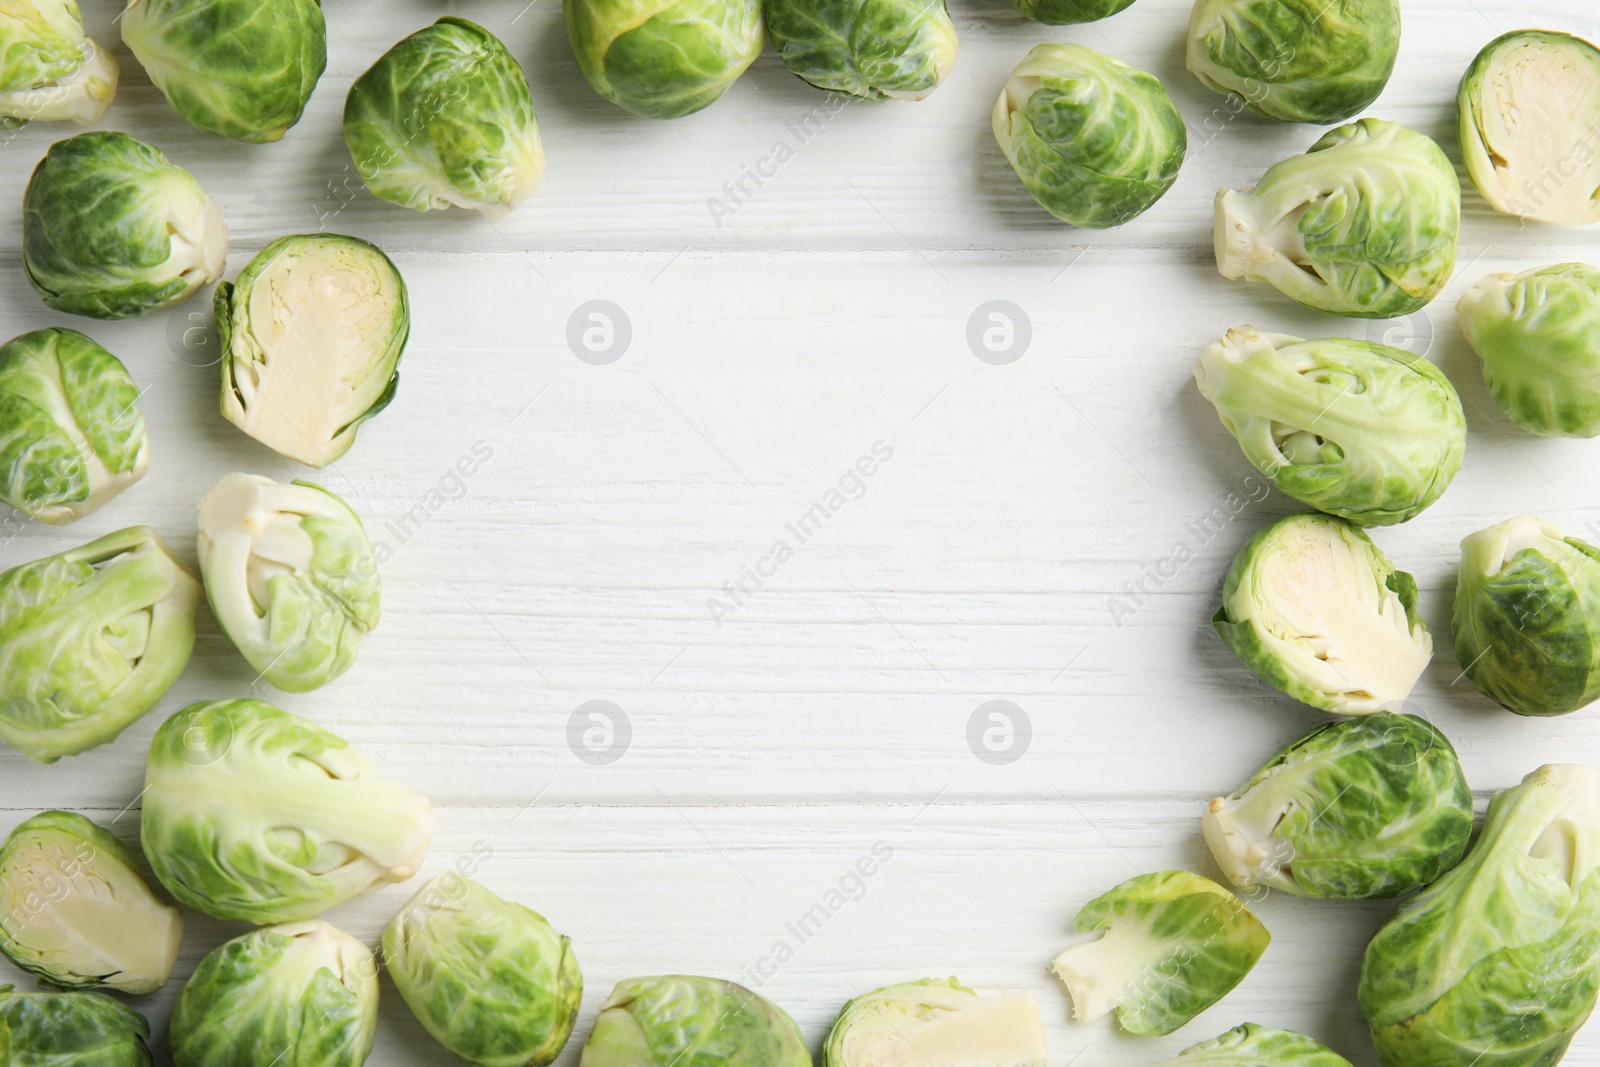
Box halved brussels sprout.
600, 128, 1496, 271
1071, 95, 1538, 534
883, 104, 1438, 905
1361, 764, 1600, 1067
993, 44, 1186, 228
23, 132, 228, 320
120, 0, 326, 143
141, 699, 432, 923
0, 526, 199, 763
579, 976, 811, 1067
0, 328, 148, 524
766, 0, 957, 100
217, 234, 409, 469
1195, 327, 1465, 526
1215, 119, 1459, 318
0, 0, 117, 125
823, 978, 1048, 1067
0, 811, 181, 994
1185, 0, 1399, 124
1459, 31, 1600, 226
1050, 870, 1268, 1035
1165, 1024, 1353, 1067
1215, 512, 1431, 714
345, 18, 544, 219
0, 984, 153, 1065
170, 920, 378, 1067
1012, 0, 1135, 24
566, 0, 763, 118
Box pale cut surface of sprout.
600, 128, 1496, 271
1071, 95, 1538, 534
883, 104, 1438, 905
0, 38, 117, 123
824, 980, 1048, 1067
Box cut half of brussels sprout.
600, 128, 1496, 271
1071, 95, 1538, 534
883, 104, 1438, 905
823, 978, 1048, 1067
580, 976, 812, 1067
1166, 1024, 1354, 1067
1012, 0, 1135, 24
565, 0, 764, 118
0, 984, 154, 1064
0, 0, 118, 126
766, 0, 958, 100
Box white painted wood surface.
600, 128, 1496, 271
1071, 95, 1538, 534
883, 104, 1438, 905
3, 0, 1600, 1062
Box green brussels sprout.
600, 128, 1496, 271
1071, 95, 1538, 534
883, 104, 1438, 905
1360, 763, 1600, 1067
141, 699, 433, 923
0, 0, 117, 125
170, 920, 378, 1067
565, 0, 763, 118
22, 132, 228, 321
822, 978, 1048, 1067
1215, 512, 1431, 714
579, 975, 811, 1067
0, 328, 148, 525
1215, 119, 1459, 319
0, 984, 153, 1065
384, 874, 583, 1067
120, 0, 326, 143
1050, 870, 1268, 1035
344, 18, 544, 219
993, 44, 1186, 229
217, 234, 409, 469
196, 473, 379, 692
1011, 0, 1135, 25
1194, 326, 1466, 526
1459, 31, 1600, 226
0, 811, 182, 994
1204, 713, 1472, 899
0, 526, 199, 763
1163, 1024, 1354, 1067
1185, 0, 1400, 124
766, 0, 957, 100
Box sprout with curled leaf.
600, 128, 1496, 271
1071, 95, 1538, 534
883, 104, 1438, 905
1012, 0, 1135, 25
822, 978, 1049, 1067
579, 975, 811, 1067
766, 0, 958, 100
566, 0, 762, 118
0, 984, 154, 1065
0, 0, 117, 126
1163, 1024, 1354, 1067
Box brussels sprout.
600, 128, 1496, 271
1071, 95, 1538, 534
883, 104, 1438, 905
1050, 870, 1268, 1036
141, 699, 432, 923
217, 234, 409, 469
0, 526, 199, 763
1215, 119, 1459, 319
1185, 0, 1399, 124
384, 875, 582, 1067
579, 975, 811, 1067
566, 0, 762, 118
1164, 1024, 1353, 1067
1458, 31, 1600, 226
0, 811, 181, 994
1204, 713, 1472, 899
170, 920, 378, 1067
0, 328, 148, 525
1194, 327, 1466, 526
0, 0, 117, 125
120, 0, 325, 143
1011, 0, 1134, 24
1360, 763, 1600, 1067
0, 984, 153, 1065
822, 978, 1048, 1067
1215, 512, 1431, 714
344, 18, 544, 219
23, 132, 228, 321
993, 44, 1186, 229
766, 0, 957, 100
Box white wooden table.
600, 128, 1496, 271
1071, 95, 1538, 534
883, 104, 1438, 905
3, 0, 1599, 1062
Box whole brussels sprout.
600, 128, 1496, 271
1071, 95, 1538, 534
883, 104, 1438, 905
1204, 713, 1472, 899
579, 975, 811, 1067
217, 234, 409, 469
1459, 31, 1600, 226
170, 920, 378, 1067
1164, 1024, 1353, 1067
141, 699, 433, 923
0, 526, 199, 762
0, 811, 182, 994
1194, 326, 1466, 526
823, 978, 1048, 1067
120, 0, 326, 142
566, 0, 762, 118
0, 0, 118, 125
1050, 870, 1268, 1035
196, 473, 379, 692
1360, 764, 1600, 1067
1185, 0, 1400, 124
0, 984, 153, 1065
0, 328, 148, 524
23, 132, 228, 320
1215, 119, 1459, 318
344, 18, 544, 219
766, 0, 957, 100
384, 875, 583, 1067
1215, 512, 1431, 715
1012, 0, 1135, 24
993, 44, 1186, 229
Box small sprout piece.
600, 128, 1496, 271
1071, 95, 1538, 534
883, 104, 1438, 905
0, 984, 153, 1064
0, 0, 118, 125
1194, 327, 1466, 526
1164, 1024, 1354, 1067
1012, 0, 1136, 25
169, 920, 378, 1067
1215, 512, 1431, 715
565, 0, 763, 119
1050, 870, 1268, 1036
1204, 713, 1472, 899
217, 234, 409, 468
1215, 119, 1459, 319
823, 978, 1048, 1067
766, 0, 957, 100
579, 975, 811, 1067
141, 699, 433, 923
993, 44, 1186, 229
